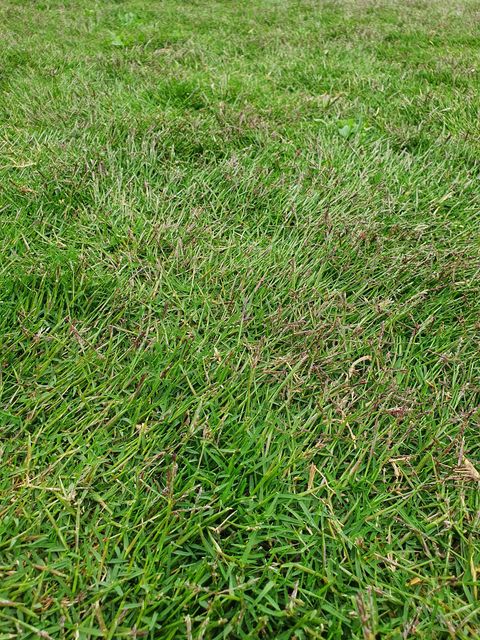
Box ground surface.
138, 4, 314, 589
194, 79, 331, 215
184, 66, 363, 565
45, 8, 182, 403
1, 0, 480, 637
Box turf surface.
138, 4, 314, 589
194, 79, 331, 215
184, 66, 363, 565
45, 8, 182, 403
1, 0, 480, 637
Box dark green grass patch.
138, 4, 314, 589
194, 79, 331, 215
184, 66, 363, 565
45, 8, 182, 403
1, 0, 480, 637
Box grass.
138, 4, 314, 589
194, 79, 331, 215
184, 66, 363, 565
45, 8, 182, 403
1, 0, 480, 637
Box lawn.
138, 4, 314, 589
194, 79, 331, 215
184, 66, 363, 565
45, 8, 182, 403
1, 0, 480, 637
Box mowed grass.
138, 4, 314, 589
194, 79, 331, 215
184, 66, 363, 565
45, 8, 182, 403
1, 0, 480, 637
